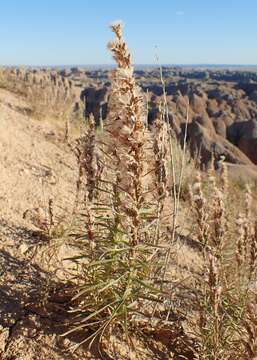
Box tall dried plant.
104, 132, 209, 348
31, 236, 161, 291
64, 22, 168, 351
190, 170, 257, 359
105, 21, 150, 246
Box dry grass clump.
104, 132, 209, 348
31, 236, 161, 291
23, 198, 67, 239
18, 22, 254, 359
189, 167, 257, 359
63, 22, 178, 351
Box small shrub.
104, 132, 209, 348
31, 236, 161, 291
63, 22, 175, 351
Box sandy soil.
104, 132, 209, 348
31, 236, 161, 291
0, 89, 89, 359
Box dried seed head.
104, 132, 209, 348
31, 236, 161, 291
75, 113, 98, 202
219, 156, 228, 193
110, 20, 124, 40
243, 296, 257, 358
236, 213, 244, 268
152, 117, 169, 209
208, 253, 222, 320
249, 219, 257, 280
105, 21, 149, 245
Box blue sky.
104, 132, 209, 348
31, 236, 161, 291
0, 0, 257, 66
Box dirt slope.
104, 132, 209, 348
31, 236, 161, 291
0, 89, 92, 360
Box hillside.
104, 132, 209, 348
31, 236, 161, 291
0, 89, 81, 360
3, 65, 257, 185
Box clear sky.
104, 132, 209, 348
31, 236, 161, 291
1, 0, 257, 66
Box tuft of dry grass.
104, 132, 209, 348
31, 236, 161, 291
61, 21, 177, 352
53, 22, 257, 359
189, 169, 257, 359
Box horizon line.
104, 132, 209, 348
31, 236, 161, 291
1, 63, 257, 68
